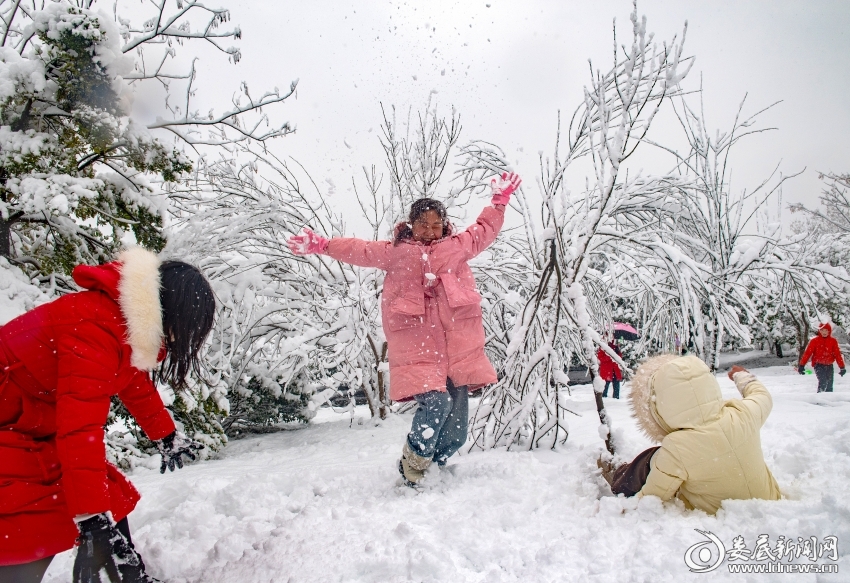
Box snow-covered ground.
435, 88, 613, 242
43, 365, 849, 582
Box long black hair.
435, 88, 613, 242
156, 260, 216, 389
393, 198, 449, 245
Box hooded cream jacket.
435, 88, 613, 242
630, 355, 781, 514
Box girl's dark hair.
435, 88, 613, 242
156, 260, 216, 389
394, 198, 449, 245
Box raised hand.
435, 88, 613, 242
287, 227, 329, 255
727, 365, 747, 381
490, 172, 522, 206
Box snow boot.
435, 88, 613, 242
399, 441, 432, 486
73, 514, 162, 583
597, 457, 616, 488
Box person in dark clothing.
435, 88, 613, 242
798, 322, 846, 393
597, 341, 623, 399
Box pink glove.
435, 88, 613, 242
490, 172, 522, 206
287, 227, 329, 255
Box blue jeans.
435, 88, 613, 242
603, 379, 620, 399
407, 379, 469, 465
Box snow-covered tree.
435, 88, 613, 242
0, 2, 183, 284
790, 172, 850, 234
643, 93, 807, 369
468, 6, 693, 454
166, 150, 353, 435
0, 0, 295, 286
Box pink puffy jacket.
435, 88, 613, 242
326, 205, 504, 401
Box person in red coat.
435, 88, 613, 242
798, 322, 846, 393
598, 341, 623, 399
0, 248, 215, 583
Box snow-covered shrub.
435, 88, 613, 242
223, 376, 311, 437
165, 153, 352, 434
0, 257, 52, 324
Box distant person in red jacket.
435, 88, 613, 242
798, 322, 846, 393
0, 248, 215, 583
598, 341, 623, 399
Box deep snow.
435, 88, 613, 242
42, 365, 849, 582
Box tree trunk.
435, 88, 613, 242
579, 324, 615, 455
593, 381, 615, 455
0, 217, 11, 259
377, 341, 388, 420
0, 211, 23, 259
794, 312, 810, 361
774, 340, 784, 359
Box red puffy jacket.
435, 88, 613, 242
800, 323, 846, 368
597, 343, 623, 382
0, 248, 174, 565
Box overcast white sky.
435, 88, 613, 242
150, 0, 850, 232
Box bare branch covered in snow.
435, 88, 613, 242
470, 4, 693, 454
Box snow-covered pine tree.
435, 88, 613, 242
0, 0, 294, 284
0, 2, 189, 287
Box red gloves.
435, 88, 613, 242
490, 172, 522, 206
287, 227, 329, 255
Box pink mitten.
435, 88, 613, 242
490, 172, 522, 206
287, 227, 329, 255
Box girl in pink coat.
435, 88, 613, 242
288, 172, 521, 485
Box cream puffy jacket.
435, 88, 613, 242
630, 355, 781, 514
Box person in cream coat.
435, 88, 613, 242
613, 354, 781, 515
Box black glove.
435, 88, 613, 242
841, 369, 847, 377
73, 513, 158, 583
155, 430, 204, 474
798, 365, 805, 375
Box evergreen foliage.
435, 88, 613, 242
0, 4, 189, 287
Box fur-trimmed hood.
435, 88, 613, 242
629, 354, 723, 443
629, 354, 678, 442
72, 247, 163, 371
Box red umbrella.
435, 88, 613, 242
612, 322, 640, 341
